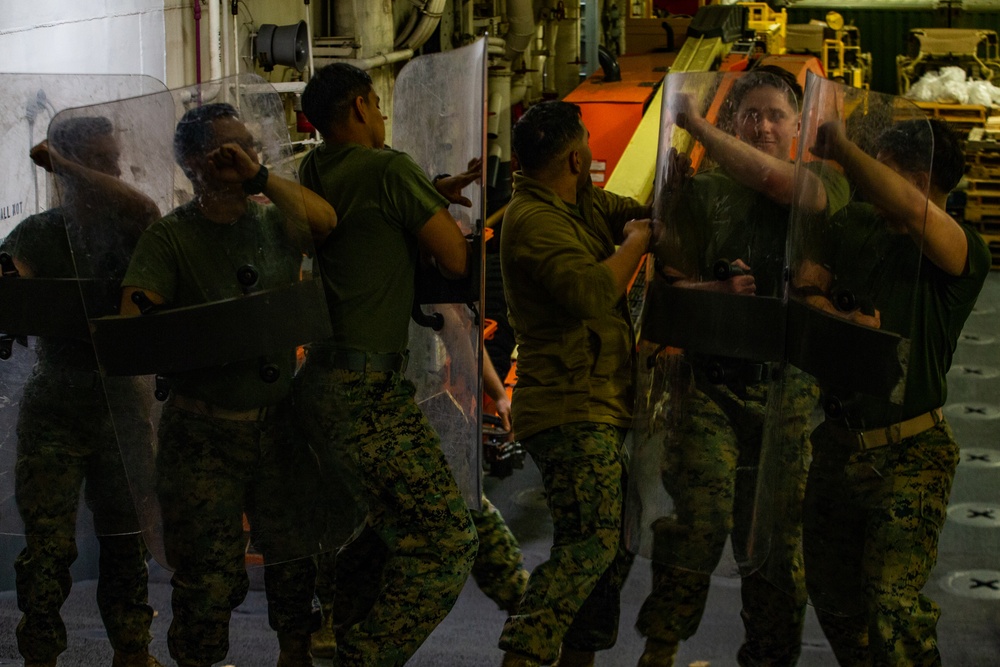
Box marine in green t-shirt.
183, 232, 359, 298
296, 62, 477, 667
118, 102, 337, 667
0, 116, 163, 667
801, 116, 990, 666
637, 67, 847, 667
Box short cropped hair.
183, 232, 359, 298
173, 103, 240, 177
511, 101, 584, 173
301, 63, 374, 137
730, 64, 803, 113
875, 118, 964, 194
50, 116, 114, 164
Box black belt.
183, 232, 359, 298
310, 348, 408, 373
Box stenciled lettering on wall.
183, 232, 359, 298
0, 200, 26, 222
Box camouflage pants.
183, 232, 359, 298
636, 365, 816, 666
13, 365, 153, 663
317, 494, 526, 630
499, 422, 634, 664
803, 420, 958, 667
293, 364, 478, 667
156, 401, 320, 666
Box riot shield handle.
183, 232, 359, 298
713, 258, 747, 281
154, 375, 171, 401
258, 358, 280, 383
705, 359, 737, 384
483, 414, 525, 479
833, 288, 876, 317
237, 265, 260, 294
131, 290, 159, 315
411, 302, 445, 331
822, 391, 861, 421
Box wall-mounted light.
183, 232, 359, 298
254, 21, 309, 72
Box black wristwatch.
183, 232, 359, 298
432, 173, 451, 187
243, 164, 269, 195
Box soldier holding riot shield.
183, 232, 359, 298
295, 62, 478, 667
118, 101, 337, 666
498, 100, 651, 667
1, 113, 162, 667
795, 113, 990, 664
632, 66, 849, 667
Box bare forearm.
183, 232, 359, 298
263, 173, 337, 245
836, 141, 968, 275
689, 117, 826, 210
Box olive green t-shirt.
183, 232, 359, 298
1, 209, 126, 369
122, 200, 302, 409
299, 142, 449, 355
817, 203, 991, 426
665, 164, 850, 297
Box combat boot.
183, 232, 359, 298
553, 646, 595, 667
111, 650, 166, 667
277, 633, 314, 667
501, 651, 542, 667
637, 638, 679, 667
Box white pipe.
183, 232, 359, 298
488, 45, 506, 57
221, 1, 231, 77
304, 2, 316, 78
338, 49, 415, 71
488, 37, 506, 47
544, 20, 559, 94
209, 0, 221, 80
504, 0, 535, 61
233, 4, 240, 79
554, 15, 578, 96
411, 0, 444, 50
395, 11, 420, 49
488, 71, 510, 136
510, 73, 528, 107
396, 0, 447, 51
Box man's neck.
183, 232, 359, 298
525, 169, 579, 205
324, 127, 374, 149
196, 189, 248, 224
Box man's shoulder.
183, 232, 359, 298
505, 189, 563, 228
10, 208, 65, 233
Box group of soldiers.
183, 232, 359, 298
0, 56, 990, 667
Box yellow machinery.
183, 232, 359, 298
786, 12, 871, 90
743, 2, 786, 56
822, 12, 870, 89
605, 1, 797, 203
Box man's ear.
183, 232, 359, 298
351, 95, 368, 122
568, 148, 582, 175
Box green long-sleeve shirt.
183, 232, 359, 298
500, 172, 648, 440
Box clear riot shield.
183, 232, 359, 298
757, 74, 931, 613
51, 74, 339, 569
627, 69, 804, 579
0, 74, 167, 550
392, 38, 488, 508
